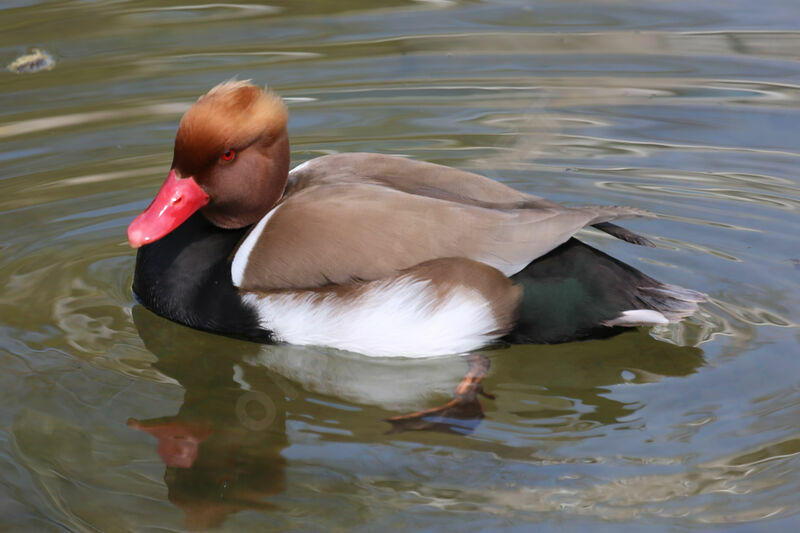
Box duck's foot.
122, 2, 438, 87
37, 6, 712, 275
384, 354, 494, 435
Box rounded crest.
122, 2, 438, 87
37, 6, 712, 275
174, 80, 288, 173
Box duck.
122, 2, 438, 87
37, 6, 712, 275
128, 80, 703, 358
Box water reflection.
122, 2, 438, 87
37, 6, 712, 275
129, 299, 709, 529
490, 331, 706, 435
128, 306, 287, 530
128, 305, 504, 529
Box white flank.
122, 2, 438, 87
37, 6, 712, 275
241, 277, 501, 358
231, 206, 281, 287
604, 309, 670, 327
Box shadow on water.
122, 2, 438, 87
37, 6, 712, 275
492, 330, 707, 428
128, 301, 705, 529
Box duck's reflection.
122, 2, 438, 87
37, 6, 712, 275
490, 330, 706, 429
129, 306, 288, 530
129, 303, 706, 529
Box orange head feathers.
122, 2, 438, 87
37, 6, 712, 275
173, 80, 288, 175
172, 80, 291, 229
128, 81, 291, 247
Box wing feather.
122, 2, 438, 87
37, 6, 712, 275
235, 154, 653, 290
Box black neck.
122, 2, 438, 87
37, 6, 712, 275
132, 212, 271, 341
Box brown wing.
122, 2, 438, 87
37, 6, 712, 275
286, 152, 562, 210
288, 153, 655, 245
237, 172, 649, 290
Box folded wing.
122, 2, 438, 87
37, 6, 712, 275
233, 154, 652, 291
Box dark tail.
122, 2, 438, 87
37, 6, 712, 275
506, 238, 704, 344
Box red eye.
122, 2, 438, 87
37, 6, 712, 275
221, 148, 236, 162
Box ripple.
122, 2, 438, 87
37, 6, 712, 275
0, 103, 188, 140
126, 3, 281, 24
382, 432, 800, 523
657, 295, 797, 347
596, 180, 800, 211
136, 50, 322, 75
311, 30, 800, 63
708, 297, 797, 328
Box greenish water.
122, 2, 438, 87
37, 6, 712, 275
2, 0, 800, 530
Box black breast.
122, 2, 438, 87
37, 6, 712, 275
132, 213, 271, 341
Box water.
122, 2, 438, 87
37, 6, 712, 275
2, 0, 800, 530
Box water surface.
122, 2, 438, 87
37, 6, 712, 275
2, 0, 800, 530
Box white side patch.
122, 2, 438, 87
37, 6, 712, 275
231, 206, 280, 287
241, 277, 501, 358
604, 309, 670, 327
288, 159, 313, 175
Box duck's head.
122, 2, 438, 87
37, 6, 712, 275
127, 81, 290, 248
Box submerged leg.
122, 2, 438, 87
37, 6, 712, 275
384, 354, 494, 434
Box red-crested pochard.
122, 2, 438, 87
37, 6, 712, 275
128, 81, 703, 357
